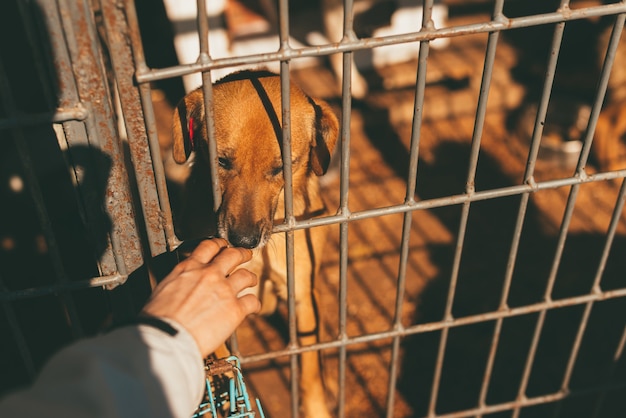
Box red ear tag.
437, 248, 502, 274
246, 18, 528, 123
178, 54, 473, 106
188, 117, 195, 151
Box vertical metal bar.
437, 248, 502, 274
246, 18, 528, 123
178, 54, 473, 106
81, 107, 130, 280
341, 0, 356, 100
337, 42, 351, 418
591, 180, 626, 291
385, 2, 432, 417
337, 1, 354, 415
35, 0, 119, 276
592, 323, 626, 417
56, 0, 143, 275
196, 0, 222, 214
100, 0, 172, 256
278, 0, 291, 50
521, 8, 569, 180
574, 13, 626, 175
554, 110, 626, 418
478, 11, 568, 414
280, 61, 299, 418
337, 216, 348, 417
276, 1, 298, 416
197, 0, 210, 55
515, 142, 583, 418
337, 205, 349, 418
512, 194, 576, 418
194, 0, 242, 354
428, 2, 504, 415
477, 317, 504, 416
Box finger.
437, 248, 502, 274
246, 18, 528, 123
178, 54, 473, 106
187, 238, 229, 265
209, 246, 253, 276
238, 294, 262, 315
228, 268, 258, 293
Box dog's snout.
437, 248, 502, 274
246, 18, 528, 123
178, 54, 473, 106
220, 210, 271, 250
227, 230, 261, 249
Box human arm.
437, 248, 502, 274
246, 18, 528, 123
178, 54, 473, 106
0, 238, 261, 418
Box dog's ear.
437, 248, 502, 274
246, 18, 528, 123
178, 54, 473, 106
309, 98, 339, 176
172, 90, 204, 164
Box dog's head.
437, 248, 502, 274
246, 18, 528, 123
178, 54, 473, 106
172, 71, 339, 249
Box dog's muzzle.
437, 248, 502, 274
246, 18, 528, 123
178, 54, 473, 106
220, 217, 271, 250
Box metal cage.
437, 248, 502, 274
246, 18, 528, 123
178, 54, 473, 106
2, 0, 626, 417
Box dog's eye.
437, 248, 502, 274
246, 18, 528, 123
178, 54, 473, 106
218, 157, 232, 170
270, 166, 283, 176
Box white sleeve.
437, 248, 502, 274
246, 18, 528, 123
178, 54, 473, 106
0, 318, 205, 418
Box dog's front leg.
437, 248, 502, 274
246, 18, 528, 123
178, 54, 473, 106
296, 285, 332, 418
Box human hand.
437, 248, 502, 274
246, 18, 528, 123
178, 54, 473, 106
142, 238, 261, 357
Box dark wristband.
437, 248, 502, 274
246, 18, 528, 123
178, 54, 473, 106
135, 315, 179, 337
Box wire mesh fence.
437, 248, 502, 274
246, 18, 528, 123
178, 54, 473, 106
1, 0, 626, 417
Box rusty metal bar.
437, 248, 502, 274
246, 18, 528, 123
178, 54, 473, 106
120, 0, 181, 252
99, 0, 172, 256
45, 16, 124, 313
79, 108, 129, 282
32, 0, 120, 279
56, 0, 143, 277
32, 1, 115, 298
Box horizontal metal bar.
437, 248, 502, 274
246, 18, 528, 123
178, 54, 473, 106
239, 286, 626, 364
0, 274, 127, 301
0, 105, 89, 130
135, 2, 626, 84
272, 169, 626, 233
433, 381, 626, 418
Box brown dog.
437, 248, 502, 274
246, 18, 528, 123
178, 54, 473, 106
171, 70, 338, 418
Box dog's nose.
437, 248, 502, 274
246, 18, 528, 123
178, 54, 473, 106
227, 231, 260, 249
